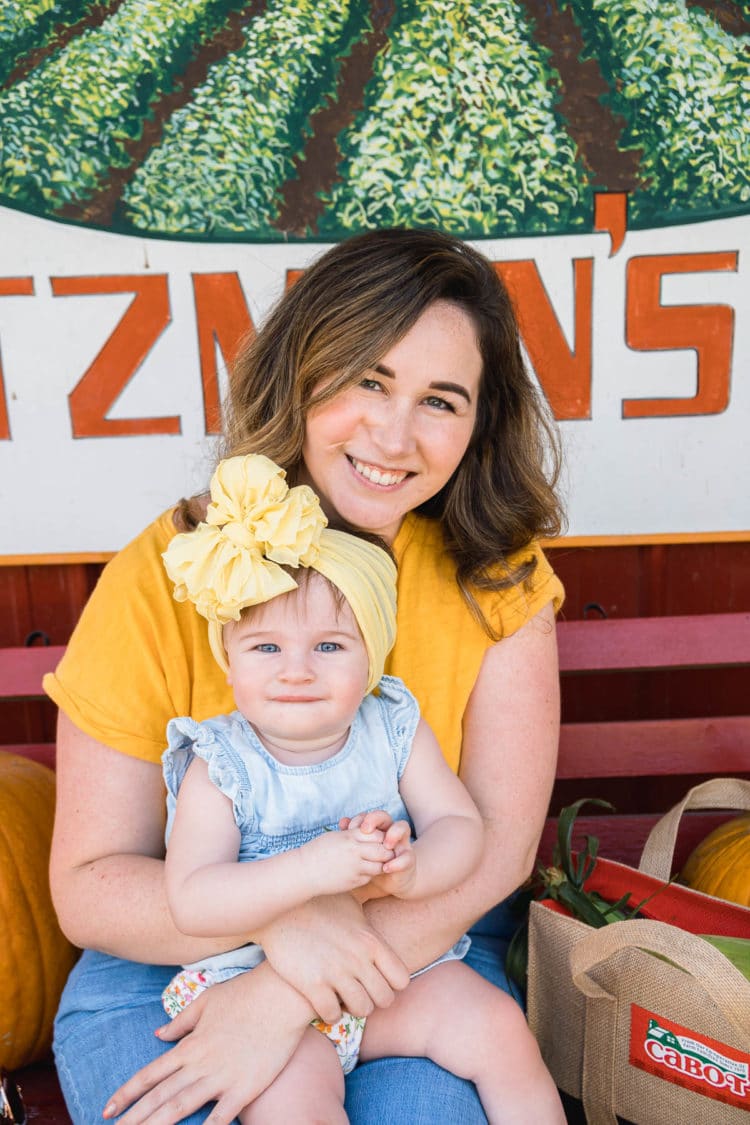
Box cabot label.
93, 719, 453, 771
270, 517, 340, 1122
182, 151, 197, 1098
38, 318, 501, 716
630, 1004, 750, 1111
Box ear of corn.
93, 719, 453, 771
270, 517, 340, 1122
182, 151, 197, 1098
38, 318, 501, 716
700, 935, 750, 982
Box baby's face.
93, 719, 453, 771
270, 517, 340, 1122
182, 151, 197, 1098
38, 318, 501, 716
224, 575, 370, 761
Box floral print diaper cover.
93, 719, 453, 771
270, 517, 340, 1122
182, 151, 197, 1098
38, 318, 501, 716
162, 968, 366, 1074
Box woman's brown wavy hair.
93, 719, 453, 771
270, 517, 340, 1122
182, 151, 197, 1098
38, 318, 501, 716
183, 228, 564, 636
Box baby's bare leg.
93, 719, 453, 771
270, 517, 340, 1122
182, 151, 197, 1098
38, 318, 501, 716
359, 961, 565, 1125
240, 1026, 347, 1125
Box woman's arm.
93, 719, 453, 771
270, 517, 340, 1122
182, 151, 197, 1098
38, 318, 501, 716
165, 758, 395, 936
49, 712, 249, 964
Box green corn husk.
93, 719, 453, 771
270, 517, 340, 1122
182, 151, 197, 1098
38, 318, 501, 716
505, 798, 669, 992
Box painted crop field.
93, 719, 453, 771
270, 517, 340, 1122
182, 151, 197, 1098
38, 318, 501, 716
0, 0, 747, 240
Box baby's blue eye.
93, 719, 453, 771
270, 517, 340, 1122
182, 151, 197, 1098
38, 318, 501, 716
317, 642, 341, 653
255, 643, 280, 653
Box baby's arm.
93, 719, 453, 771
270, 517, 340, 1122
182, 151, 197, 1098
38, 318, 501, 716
165, 757, 395, 938
355, 720, 485, 902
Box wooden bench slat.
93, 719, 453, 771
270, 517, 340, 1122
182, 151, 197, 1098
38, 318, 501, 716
557, 612, 750, 673
0, 742, 57, 769
0, 645, 65, 699
557, 715, 750, 778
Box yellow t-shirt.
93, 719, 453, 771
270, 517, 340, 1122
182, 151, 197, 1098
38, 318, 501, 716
44, 510, 563, 772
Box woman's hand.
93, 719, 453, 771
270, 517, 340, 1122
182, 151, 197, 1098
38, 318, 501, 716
254, 892, 410, 1023
103, 964, 311, 1125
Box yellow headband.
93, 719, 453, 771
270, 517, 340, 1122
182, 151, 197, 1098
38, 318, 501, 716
162, 455, 397, 693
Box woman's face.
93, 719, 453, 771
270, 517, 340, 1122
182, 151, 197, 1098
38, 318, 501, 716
301, 300, 482, 542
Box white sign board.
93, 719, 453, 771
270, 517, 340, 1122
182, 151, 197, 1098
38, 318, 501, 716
0, 206, 747, 556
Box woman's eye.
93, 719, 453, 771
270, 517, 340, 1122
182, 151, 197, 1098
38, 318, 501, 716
424, 395, 455, 412
254, 643, 280, 653
317, 641, 341, 653
359, 377, 383, 392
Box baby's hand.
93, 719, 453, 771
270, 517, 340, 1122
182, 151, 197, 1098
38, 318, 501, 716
303, 825, 394, 896
340, 809, 393, 840
364, 820, 417, 899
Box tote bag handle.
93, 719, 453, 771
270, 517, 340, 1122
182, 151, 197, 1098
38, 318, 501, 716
571, 919, 750, 1037
570, 918, 750, 1125
639, 778, 750, 881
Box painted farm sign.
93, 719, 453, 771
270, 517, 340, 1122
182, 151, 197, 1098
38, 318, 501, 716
0, 0, 747, 555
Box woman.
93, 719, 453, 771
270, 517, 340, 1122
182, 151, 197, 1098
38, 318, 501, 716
47, 227, 564, 1124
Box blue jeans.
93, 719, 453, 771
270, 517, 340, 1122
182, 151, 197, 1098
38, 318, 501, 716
54, 901, 522, 1124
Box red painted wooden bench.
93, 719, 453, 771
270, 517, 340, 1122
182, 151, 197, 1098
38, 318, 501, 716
541, 611, 750, 868
0, 643, 64, 771
2, 612, 749, 1123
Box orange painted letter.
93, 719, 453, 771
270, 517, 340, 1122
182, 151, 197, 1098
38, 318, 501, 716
285, 268, 305, 289
594, 191, 627, 257
625, 252, 738, 417
496, 259, 593, 420
52, 275, 178, 437
0, 277, 34, 439
192, 273, 254, 434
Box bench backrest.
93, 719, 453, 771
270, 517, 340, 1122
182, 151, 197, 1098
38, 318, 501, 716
0, 644, 65, 770
0, 644, 66, 699
544, 611, 750, 867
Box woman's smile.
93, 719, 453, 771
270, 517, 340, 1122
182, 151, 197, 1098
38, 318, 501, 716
302, 300, 482, 543
347, 456, 411, 489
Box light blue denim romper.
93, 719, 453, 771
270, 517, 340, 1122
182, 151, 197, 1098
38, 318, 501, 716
162, 674, 469, 986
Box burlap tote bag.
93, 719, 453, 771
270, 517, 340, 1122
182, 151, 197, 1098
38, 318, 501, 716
570, 918, 750, 1124
527, 778, 750, 1123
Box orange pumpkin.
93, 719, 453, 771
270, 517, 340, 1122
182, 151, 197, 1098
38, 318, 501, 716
0, 751, 79, 1069
681, 814, 750, 908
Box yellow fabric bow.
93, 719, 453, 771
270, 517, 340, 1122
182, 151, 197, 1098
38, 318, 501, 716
163, 455, 396, 693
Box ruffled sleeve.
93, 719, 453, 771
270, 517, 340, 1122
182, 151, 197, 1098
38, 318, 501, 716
162, 715, 253, 841
374, 675, 421, 780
